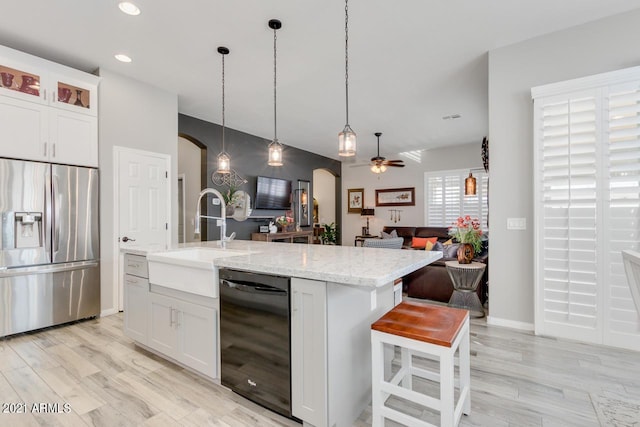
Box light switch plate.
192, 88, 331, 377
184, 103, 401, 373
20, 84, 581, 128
507, 217, 526, 230
212, 198, 220, 205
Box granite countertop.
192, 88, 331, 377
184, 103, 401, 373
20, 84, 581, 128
123, 240, 442, 288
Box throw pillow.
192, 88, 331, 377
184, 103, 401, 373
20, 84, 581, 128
381, 229, 398, 239
424, 241, 434, 251
432, 241, 444, 252
443, 238, 453, 246
444, 243, 460, 258
411, 236, 438, 249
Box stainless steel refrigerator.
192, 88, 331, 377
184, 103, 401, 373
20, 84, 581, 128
0, 158, 99, 337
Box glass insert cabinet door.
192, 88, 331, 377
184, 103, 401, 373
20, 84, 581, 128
56, 81, 90, 109
0, 64, 40, 98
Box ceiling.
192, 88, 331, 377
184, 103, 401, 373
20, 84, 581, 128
1, 1, 639, 162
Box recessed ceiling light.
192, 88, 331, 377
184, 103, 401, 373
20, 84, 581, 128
115, 54, 132, 63
118, 2, 141, 16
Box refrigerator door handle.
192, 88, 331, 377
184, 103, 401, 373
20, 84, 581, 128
0, 261, 98, 278
52, 174, 60, 253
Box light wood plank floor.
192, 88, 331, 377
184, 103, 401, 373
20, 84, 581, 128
1, 312, 639, 426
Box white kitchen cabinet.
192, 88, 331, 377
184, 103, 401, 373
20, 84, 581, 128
291, 278, 327, 427
291, 278, 395, 427
0, 95, 48, 161
147, 287, 218, 379
123, 254, 150, 344
49, 109, 98, 166
0, 44, 98, 167
148, 292, 180, 357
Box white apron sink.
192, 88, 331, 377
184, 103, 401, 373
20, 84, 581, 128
147, 247, 249, 298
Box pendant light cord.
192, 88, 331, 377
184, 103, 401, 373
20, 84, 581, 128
221, 53, 226, 152
344, 0, 350, 126
273, 27, 277, 141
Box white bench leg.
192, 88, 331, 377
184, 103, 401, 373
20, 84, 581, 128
460, 323, 471, 415
371, 333, 385, 427
401, 346, 412, 389
440, 349, 455, 427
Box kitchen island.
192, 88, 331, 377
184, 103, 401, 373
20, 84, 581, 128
122, 240, 441, 427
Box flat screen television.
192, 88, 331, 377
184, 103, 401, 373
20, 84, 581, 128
255, 176, 292, 210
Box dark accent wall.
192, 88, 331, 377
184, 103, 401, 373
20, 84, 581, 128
179, 114, 342, 241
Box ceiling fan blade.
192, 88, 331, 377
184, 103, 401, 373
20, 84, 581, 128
387, 163, 405, 167
384, 160, 404, 163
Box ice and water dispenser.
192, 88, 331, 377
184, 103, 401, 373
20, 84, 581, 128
1, 211, 44, 250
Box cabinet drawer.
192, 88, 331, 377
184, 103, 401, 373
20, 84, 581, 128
124, 254, 148, 278
124, 273, 149, 288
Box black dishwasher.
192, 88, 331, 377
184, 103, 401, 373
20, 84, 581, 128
219, 269, 296, 420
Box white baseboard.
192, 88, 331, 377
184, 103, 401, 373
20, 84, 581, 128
486, 316, 534, 331
100, 308, 119, 317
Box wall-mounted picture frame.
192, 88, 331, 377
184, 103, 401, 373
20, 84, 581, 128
375, 187, 415, 207
347, 188, 364, 213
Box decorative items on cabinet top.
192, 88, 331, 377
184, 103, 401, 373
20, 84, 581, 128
0, 44, 99, 116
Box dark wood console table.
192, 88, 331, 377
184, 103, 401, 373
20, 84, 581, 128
251, 230, 313, 244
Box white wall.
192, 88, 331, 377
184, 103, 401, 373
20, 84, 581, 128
178, 137, 201, 242
488, 9, 640, 329
341, 142, 482, 246
98, 68, 178, 316
313, 168, 336, 226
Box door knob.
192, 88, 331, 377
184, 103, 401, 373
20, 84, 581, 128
121, 236, 136, 242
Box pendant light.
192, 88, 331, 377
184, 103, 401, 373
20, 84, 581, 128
465, 172, 477, 195
268, 19, 283, 166
338, 0, 356, 157
217, 46, 231, 174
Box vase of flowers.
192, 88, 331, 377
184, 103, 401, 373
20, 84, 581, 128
449, 216, 483, 264
275, 215, 294, 232
223, 186, 241, 216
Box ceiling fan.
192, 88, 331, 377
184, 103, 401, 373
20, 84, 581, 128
370, 132, 404, 173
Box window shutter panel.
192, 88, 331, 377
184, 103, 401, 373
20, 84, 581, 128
534, 67, 640, 351
425, 170, 488, 228
603, 82, 640, 346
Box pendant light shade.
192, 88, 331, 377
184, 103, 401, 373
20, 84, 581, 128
268, 140, 283, 166
268, 19, 284, 166
465, 172, 477, 195
339, 125, 357, 157
338, 0, 356, 157
217, 46, 231, 174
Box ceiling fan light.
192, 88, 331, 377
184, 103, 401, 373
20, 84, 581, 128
338, 125, 357, 157
268, 139, 283, 166
217, 152, 230, 174
371, 164, 386, 174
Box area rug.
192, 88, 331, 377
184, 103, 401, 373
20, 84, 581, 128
590, 393, 640, 426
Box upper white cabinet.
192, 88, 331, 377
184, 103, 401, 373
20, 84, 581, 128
0, 45, 99, 167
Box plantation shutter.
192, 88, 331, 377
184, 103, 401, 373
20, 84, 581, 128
603, 82, 640, 348
533, 67, 640, 351
533, 91, 601, 343
425, 170, 488, 229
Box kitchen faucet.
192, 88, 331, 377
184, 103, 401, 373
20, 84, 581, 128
194, 188, 229, 247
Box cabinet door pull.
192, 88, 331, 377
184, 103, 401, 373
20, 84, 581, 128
44, 143, 47, 157
169, 307, 174, 327
52, 143, 56, 157
44, 89, 47, 101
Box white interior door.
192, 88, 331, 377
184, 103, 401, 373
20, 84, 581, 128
116, 147, 170, 310
118, 148, 169, 246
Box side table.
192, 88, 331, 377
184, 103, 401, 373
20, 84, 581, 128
445, 260, 486, 318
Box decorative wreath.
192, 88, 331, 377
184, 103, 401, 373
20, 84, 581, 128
481, 136, 489, 173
